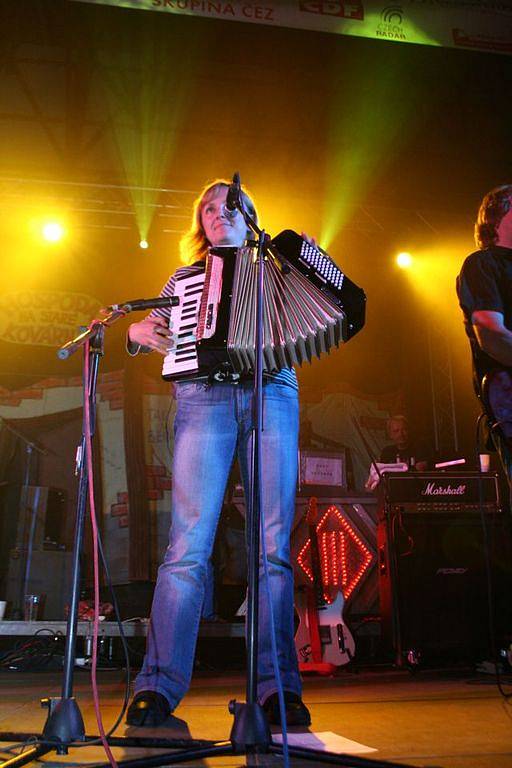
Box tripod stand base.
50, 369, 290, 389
228, 700, 271, 752
41, 697, 85, 753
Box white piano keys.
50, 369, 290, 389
162, 272, 205, 378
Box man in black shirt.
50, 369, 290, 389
380, 414, 428, 470
456, 184, 512, 487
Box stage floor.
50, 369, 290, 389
0, 667, 511, 767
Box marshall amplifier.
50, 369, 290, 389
377, 472, 512, 667
382, 471, 499, 513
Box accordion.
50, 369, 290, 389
162, 230, 366, 381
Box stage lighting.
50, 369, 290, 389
396, 251, 412, 268
139, 239, 149, 249
42, 221, 65, 243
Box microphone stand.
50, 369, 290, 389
0, 317, 109, 767
228, 221, 272, 751
0, 302, 186, 768
219, 183, 409, 767
220, 193, 407, 766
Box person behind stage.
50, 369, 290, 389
457, 184, 512, 487
380, 414, 428, 471
125, 178, 311, 728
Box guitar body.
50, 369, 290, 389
295, 588, 355, 667
481, 368, 512, 445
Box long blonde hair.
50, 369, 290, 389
179, 178, 258, 265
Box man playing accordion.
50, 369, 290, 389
126, 179, 311, 728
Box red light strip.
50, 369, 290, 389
296, 504, 374, 604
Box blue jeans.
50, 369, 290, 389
134, 379, 302, 709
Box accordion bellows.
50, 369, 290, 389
229, 246, 344, 372
162, 230, 366, 380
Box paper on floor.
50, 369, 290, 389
272, 731, 377, 754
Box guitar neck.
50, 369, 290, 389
308, 523, 326, 607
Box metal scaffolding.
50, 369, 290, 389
427, 323, 459, 456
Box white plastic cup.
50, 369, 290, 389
0, 601, 6, 620
479, 454, 490, 473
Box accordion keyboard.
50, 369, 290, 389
161, 271, 205, 379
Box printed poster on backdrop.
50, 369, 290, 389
69, 1, 512, 56
0, 291, 102, 348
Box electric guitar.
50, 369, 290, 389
294, 497, 355, 670
481, 368, 512, 446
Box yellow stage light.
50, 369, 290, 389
139, 239, 149, 250
42, 221, 65, 243
396, 251, 412, 268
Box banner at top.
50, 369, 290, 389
69, 1, 512, 56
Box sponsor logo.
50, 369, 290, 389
299, 2, 364, 20
0, 291, 101, 348
381, 4, 402, 23
421, 482, 467, 496
377, 4, 406, 40
436, 568, 468, 575
453, 28, 512, 53
151, 1, 237, 16
412, 1, 512, 13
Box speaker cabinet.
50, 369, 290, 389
378, 485, 512, 666
15, 486, 67, 551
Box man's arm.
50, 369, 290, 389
472, 310, 512, 367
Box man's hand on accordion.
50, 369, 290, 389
128, 316, 173, 355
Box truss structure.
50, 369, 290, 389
427, 322, 459, 456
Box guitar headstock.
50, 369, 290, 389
306, 496, 318, 526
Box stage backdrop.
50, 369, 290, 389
0, 372, 400, 585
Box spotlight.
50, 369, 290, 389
42, 221, 65, 243
396, 251, 412, 268
139, 239, 149, 250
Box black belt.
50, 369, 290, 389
175, 366, 275, 387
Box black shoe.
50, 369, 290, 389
126, 691, 172, 727
262, 692, 311, 727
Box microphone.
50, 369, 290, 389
106, 296, 180, 313
222, 204, 238, 220
225, 171, 241, 214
